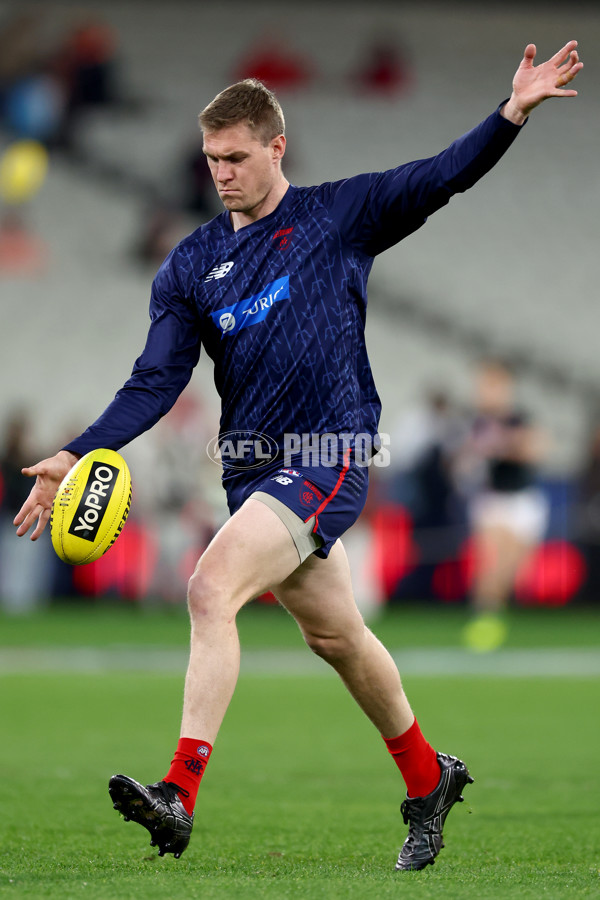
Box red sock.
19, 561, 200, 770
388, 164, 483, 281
163, 737, 212, 815
383, 719, 440, 798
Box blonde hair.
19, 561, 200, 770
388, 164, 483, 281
199, 79, 285, 145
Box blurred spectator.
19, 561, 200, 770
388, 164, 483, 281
352, 36, 414, 97
385, 388, 466, 600
576, 419, 600, 602
0, 211, 49, 277
456, 360, 549, 649
181, 140, 218, 217
0, 410, 52, 612
134, 140, 215, 268
0, 12, 123, 151
128, 391, 221, 604
0, 12, 66, 144
134, 202, 189, 269
233, 32, 314, 91
0, 138, 49, 205
4, 71, 66, 143
389, 388, 464, 530
0, 412, 34, 521
54, 18, 118, 107
50, 17, 120, 149
0, 12, 41, 88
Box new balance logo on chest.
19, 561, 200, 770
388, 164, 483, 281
204, 261, 235, 282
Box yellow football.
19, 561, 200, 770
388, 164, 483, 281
50, 449, 132, 565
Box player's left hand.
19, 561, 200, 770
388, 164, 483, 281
502, 40, 583, 125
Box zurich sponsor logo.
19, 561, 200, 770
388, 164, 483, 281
211, 275, 290, 337
219, 312, 236, 333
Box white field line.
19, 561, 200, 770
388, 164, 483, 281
0, 646, 598, 677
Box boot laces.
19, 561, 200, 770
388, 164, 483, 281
161, 781, 190, 800
401, 797, 425, 827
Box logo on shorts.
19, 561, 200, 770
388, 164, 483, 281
299, 479, 323, 508
272, 475, 293, 486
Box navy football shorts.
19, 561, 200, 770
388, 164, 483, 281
223, 450, 369, 560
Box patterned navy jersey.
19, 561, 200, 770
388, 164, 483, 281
64, 105, 522, 466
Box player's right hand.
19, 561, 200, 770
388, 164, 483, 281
14, 450, 80, 541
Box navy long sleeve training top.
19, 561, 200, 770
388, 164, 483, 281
64, 105, 522, 472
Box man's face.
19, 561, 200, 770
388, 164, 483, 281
202, 122, 285, 218
476, 365, 514, 414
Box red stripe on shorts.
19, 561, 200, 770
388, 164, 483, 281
304, 447, 352, 532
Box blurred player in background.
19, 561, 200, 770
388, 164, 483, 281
14, 41, 581, 872
0, 411, 52, 611
577, 420, 600, 601
457, 360, 549, 651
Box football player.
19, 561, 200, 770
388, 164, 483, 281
15, 41, 581, 870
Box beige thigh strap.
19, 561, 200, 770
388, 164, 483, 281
250, 491, 322, 563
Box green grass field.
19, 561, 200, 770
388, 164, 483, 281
0, 603, 599, 899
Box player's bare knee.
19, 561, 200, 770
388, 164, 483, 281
187, 567, 233, 625
303, 627, 363, 664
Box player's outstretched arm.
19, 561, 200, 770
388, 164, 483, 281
14, 449, 80, 541
502, 40, 583, 125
